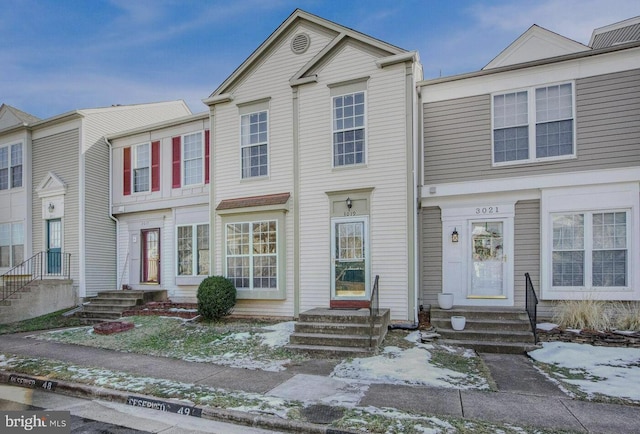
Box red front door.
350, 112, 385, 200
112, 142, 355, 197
141, 229, 160, 283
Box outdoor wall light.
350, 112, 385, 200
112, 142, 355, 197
346, 197, 352, 209
451, 228, 459, 243
48, 203, 55, 213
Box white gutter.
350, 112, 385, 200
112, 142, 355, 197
105, 137, 121, 290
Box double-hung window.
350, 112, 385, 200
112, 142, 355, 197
493, 83, 574, 164
133, 143, 150, 193
240, 111, 268, 178
226, 220, 277, 290
333, 91, 365, 167
0, 222, 24, 268
0, 143, 22, 190
552, 211, 628, 288
177, 224, 209, 276
183, 132, 204, 186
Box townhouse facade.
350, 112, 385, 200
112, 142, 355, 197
419, 17, 640, 318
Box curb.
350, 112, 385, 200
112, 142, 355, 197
0, 370, 357, 434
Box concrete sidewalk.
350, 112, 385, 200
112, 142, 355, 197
1, 332, 639, 433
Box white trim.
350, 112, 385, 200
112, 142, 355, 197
330, 216, 370, 301
132, 142, 152, 194
78, 124, 86, 298
175, 222, 210, 279
239, 109, 270, 180
331, 90, 368, 169
181, 130, 205, 187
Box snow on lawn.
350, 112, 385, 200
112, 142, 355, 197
529, 341, 640, 402
332, 331, 489, 389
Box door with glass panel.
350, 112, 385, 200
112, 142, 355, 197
47, 219, 62, 274
331, 217, 369, 300
141, 229, 160, 283
469, 220, 507, 298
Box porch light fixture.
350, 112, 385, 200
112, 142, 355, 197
451, 228, 459, 243
48, 203, 55, 213
346, 197, 352, 209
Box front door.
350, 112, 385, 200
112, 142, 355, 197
141, 229, 160, 283
331, 217, 369, 302
47, 219, 62, 274
469, 220, 507, 298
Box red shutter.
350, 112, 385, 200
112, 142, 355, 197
204, 130, 210, 184
151, 141, 160, 192
123, 147, 131, 196
172, 136, 181, 188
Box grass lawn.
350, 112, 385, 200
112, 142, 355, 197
0, 308, 83, 335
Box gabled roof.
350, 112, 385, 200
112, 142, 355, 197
0, 104, 40, 131
204, 9, 406, 104
483, 25, 590, 70
590, 16, 640, 48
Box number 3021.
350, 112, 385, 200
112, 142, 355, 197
475, 206, 499, 215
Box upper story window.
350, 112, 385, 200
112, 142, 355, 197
492, 82, 574, 165
240, 111, 268, 178
333, 91, 365, 167
183, 132, 204, 186
133, 143, 150, 193
0, 143, 23, 191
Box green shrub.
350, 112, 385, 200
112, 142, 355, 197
197, 276, 236, 320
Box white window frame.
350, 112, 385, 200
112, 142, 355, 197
132, 142, 151, 193
176, 223, 209, 277
491, 81, 576, 166
332, 90, 367, 168
182, 131, 204, 186
240, 110, 269, 179
0, 142, 23, 191
0, 222, 24, 268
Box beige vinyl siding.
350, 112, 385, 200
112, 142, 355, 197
297, 44, 410, 320
514, 199, 540, 310
32, 129, 80, 287
424, 68, 640, 185
420, 206, 442, 309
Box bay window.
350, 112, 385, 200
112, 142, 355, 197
226, 220, 277, 290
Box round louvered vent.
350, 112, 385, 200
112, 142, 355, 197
291, 33, 310, 54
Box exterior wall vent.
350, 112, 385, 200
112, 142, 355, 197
291, 33, 310, 54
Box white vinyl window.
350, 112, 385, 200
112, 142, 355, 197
182, 132, 204, 186
177, 224, 209, 276
226, 220, 277, 290
0, 143, 22, 190
0, 222, 24, 268
552, 211, 628, 288
240, 110, 268, 178
493, 83, 574, 164
333, 91, 365, 167
133, 143, 150, 193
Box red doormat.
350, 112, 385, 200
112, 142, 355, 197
93, 321, 135, 335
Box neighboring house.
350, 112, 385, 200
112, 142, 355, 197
108, 112, 210, 299
16, 101, 191, 303
419, 17, 640, 318
204, 9, 423, 321
0, 105, 39, 275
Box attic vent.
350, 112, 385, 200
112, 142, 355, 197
291, 33, 310, 54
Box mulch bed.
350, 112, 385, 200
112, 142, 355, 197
122, 301, 199, 319
537, 327, 640, 348
93, 321, 135, 335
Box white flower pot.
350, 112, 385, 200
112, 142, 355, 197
437, 293, 454, 310
451, 315, 466, 331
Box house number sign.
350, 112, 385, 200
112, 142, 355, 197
475, 206, 500, 215
344, 210, 358, 216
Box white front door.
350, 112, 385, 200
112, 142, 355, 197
331, 216, 369, 300
469, 220, 507, 299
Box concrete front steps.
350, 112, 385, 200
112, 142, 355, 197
77, 290, 167, 324
286, 307, 391, 358
431, 307, 539, 354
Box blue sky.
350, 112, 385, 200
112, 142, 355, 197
2, 0, 639, 119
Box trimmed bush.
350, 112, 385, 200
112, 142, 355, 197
197, 276, 236, 320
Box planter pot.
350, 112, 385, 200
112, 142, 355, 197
451, 315, 466, 331
437, 293, 454, 310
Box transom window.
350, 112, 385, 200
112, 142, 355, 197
0, 143, 22, 190
552, 211, 628, 288
333, 92, 365, 167
240, 111, 268, 178
0, 222, 24, 268
226, 220, 277, 290
183, 132, 204, 186
133, 143, 150, 193
493, 83, 574, 164
177, 224, 209, 276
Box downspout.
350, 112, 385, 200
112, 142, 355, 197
105, 137, 121, 290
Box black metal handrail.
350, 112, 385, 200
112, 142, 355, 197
369, 274, 380, 348
525, 272, 538, 344
1, 251, 71, 303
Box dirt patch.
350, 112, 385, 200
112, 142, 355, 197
122, 301, 199, 319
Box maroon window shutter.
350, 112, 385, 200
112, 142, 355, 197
204, 130, 210, 184
151, 141, 160, 191
123, 147, 131, 196
172, 136, 181, 188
